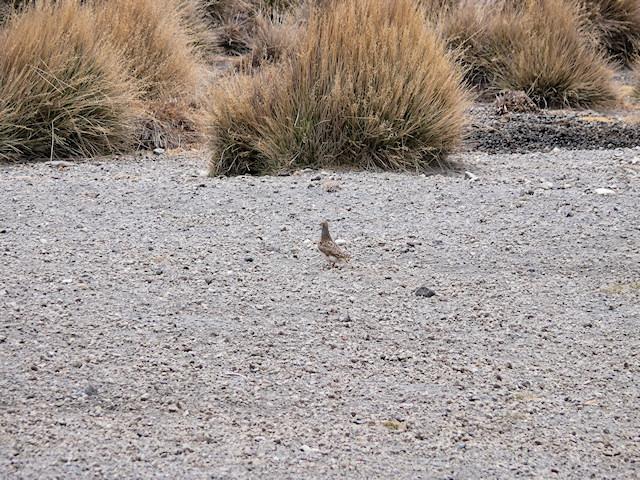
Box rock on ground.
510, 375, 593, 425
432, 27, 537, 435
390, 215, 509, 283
0, 149, 639, 479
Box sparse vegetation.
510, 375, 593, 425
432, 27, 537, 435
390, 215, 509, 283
0, 0, 140, 161
208, 0, 469, 175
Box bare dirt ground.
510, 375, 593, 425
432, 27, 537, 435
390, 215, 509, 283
1, 148, 639, 479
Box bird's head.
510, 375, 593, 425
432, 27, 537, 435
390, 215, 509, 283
320, 220, 331, 240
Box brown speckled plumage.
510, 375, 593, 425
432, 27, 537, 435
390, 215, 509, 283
318, 220, 350, 266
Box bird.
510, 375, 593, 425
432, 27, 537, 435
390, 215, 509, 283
318, 220, 350, 267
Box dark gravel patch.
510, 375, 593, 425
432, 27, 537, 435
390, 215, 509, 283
465, 104, 640, 154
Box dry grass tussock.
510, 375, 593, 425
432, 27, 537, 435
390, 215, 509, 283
200, 0, 302, 55
490, 0, 617, 108
0, 0, 29, 23
426, 0, 494, 87
0, 0, 140, 161
584, 0, 640, 65
233, 9, 302, 71
433, 0, 617, 108
208, 0, 469, 175
92, 0, 209, 148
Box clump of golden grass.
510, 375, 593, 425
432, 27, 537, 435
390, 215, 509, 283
201, 0, 256, 56
92, 0, 209, 148
432, 0, 617, 108
176, 0, 221, 57
200, 0, 301, 55
488, 0, 617, 108
234, 9, 302, 70
427, 0, 494, 87
208, 0, 469, 175
0, 0, 139, 161
584, 0, 640, 65
93, 0, 206, 101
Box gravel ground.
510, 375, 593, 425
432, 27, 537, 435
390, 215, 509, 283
1, 149, 639, 479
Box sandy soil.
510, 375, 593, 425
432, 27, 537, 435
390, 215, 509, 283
1, 149, 639, 479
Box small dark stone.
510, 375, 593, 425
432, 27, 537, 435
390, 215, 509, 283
310, 175, 322, 181
415, 286, 436, 298
244, 257, 254, 263
204, 276, 214, 285
84, 384, 98, 396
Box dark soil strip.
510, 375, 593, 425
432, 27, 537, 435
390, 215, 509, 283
464, 104, 640, 153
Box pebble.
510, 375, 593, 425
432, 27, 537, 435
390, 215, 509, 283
594, 188, 615, 195
45, 160, 75, 168
415, 286, 436, 298
464, 171, 479, 182
84, 384, 98, 396
322, 180, 341, 192
153, 148, 166, 155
